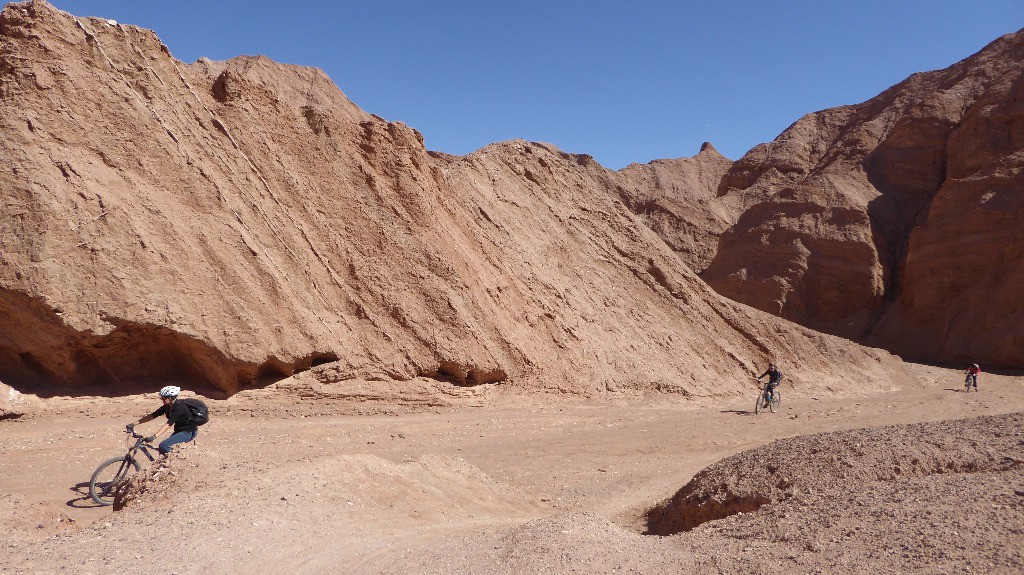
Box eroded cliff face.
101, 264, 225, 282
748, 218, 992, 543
0, 1, 908, 396
692, 30, 1024, 368
870, 63, 1024, 365
616, 142, 739, 274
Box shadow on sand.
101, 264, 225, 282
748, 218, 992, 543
66, 481, 104, 509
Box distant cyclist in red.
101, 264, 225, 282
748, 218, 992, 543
965, 363, 981, 392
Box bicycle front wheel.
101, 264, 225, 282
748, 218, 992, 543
769, 389, 781, 412
89, 456, 140, 506
754, 390, 764, 414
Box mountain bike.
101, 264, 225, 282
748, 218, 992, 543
754, 381, 781, 414
965, 373, 977, 392
89, 426, 158, 506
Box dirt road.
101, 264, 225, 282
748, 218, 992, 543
2, 364, 1021, 574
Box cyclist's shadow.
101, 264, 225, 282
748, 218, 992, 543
66, 481, 105, 509
720, 409, 755, 416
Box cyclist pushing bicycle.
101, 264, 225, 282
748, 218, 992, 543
756, 362, 783, 409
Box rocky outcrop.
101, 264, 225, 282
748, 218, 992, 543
0, 379, 37, 419
0, 1, 909, 396
694, 30, 1024, 368
616, 142, 738, 273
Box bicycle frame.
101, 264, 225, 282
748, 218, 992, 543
755, 380, 780, 414
128, 434, 158, 463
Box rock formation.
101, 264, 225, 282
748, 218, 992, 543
616, 142, 738, 273
0, 1, 908, 397
0, 379, 36, 419
648, 30, 1024, 369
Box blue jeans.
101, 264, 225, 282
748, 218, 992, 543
159, 430, 197, 455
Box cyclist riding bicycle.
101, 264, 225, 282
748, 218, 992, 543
757, 362, 783, 408
965, 363, 981, 391
127, 386, 197, 455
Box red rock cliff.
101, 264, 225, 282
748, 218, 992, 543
693, 29, 1024, 368
0, 1, 908, 396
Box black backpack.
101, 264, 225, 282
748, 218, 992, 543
181, 398, 209, 426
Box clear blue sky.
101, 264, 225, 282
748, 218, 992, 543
49, 1, 1024, 169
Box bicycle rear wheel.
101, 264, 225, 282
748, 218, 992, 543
89, 456, 140, 506
769, 389, 781, 412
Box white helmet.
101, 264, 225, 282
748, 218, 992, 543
159, 385, 181, 398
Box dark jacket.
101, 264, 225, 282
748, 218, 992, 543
150, 400, 198, 434
758, 368, 782, 385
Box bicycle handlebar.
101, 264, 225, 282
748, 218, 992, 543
125, 428, 155, 443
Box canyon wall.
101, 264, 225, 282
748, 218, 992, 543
0, 1, 909, 396
635, 29, 1023, 369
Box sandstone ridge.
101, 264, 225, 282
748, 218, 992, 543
0, 1, 907, 397
691, 29, 1024, 368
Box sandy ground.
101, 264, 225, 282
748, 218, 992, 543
1, 363, 1022, 574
